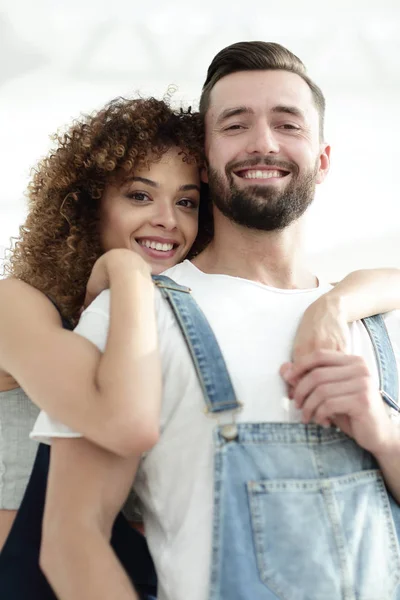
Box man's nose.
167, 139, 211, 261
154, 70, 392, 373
247, 124, 279, 155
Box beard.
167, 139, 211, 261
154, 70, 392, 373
207, 157, 319, 232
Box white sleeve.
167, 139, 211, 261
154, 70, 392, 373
30, 290, 111, 444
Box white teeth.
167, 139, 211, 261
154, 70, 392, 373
138, 240, 174, 252
242, 170, 284, 179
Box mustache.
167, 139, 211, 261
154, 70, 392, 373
226, 156, 299, 176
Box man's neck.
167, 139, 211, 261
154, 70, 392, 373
193, 214, 317, 290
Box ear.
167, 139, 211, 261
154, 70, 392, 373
316, 143, 331, 185
200, 165, 209, 184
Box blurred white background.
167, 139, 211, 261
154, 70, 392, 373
0, 0, 399, 280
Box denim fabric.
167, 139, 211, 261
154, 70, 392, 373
362, 315, 400, 412
153, 275, 238, 413
2, 277, 399, 600
209, 316, 400, 600
153, 279, 400, 599
210, 424, 400, 600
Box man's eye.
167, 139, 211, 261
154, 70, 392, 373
278, 124, 300, 130
224, 124, 246, 131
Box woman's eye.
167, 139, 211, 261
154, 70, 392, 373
177, 198, 198, 209
128, 191, 150, 202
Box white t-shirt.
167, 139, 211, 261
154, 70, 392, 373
31, 260, 400, 600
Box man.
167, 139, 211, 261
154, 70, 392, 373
33, 42, 400, 600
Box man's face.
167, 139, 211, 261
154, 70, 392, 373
203, 69, 330, 231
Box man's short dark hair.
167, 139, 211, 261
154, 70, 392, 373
200, 41, 325, 140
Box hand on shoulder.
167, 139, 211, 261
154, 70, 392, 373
84, 249, 151, 309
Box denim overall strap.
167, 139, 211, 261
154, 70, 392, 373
362, 314, 400, 412
152, 275, 240, 414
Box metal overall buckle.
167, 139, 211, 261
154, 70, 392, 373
204, 403, 243, 441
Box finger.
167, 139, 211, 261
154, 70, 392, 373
311, 394, 360, 427
280, 362, 293, 378
293, 365, 361, 408
302, 380, 366, 423
287, 350, 358, 384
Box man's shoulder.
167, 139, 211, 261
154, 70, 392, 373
383, 309, 400, 325
383, 310, 400, 346
160, 260, 196, 283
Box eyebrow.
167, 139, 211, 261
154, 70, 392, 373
129, 176, 200, 192
216, 106, 253, 126
215, 104, 306, 126
271, 105, 305, 120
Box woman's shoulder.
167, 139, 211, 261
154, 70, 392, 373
0, 276, 44, 299
0, 277, 66, 374
0, 277, 61, 321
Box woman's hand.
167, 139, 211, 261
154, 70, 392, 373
84, 249, 151, 309
292, 293, 350, 364
282, 293, 351, 400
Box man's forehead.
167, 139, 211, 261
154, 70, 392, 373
207, 70, 316, 122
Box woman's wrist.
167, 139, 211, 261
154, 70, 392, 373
320, 286, 349, 322
107, 249, 152, 284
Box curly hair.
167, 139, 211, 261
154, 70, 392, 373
4, 97, 206, 325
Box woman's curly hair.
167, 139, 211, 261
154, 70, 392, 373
4, 97, 206, 324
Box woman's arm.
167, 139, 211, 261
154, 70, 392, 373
293, 268, 400, 362
328, 268, 400, 321
0, 249, 161, 457
41, 437, 140, 600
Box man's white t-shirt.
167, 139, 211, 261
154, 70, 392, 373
31, 260, 400, 600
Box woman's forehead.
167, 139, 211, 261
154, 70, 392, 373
121, 149, 200, 183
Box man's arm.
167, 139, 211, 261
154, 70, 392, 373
40, 437, 140, 600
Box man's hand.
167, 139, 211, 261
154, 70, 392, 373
84, 249, 151, 309
280, 350, 398, 456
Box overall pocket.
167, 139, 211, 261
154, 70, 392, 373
247, 469, 400, 600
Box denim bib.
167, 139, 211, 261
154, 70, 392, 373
155, 276, 400, 600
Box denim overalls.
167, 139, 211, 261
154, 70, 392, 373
154, 276, 400, 600
2, 278, 399, 600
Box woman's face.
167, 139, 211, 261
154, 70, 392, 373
99, 147, 200, 274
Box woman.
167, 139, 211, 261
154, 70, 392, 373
0, 95, 400, 597
0, 96, 205, 599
